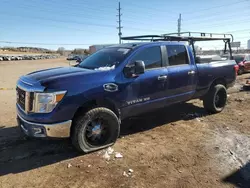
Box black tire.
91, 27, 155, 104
71, 107, 120, 153
203, 84, 227, 113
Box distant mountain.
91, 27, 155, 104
0, 47, 56, 53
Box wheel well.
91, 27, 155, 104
70, 99, 120, 135
200, 78, 227, 100
210, 78, 227, 89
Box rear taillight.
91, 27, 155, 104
234, 65, 239, 76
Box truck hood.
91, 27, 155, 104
20, 66, 111, 91
26, 66, 91, 82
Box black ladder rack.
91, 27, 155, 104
121, 32, 234, 42
121, 32, 234, 59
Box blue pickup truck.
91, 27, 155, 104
16, 33, 238, 153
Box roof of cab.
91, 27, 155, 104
109, 41, 187, 49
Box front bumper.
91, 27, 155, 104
17, 113, 72, 138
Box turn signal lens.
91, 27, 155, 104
56, 93, 66, 102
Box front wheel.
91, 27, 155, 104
203, 84, 227, 113
71, 107, 120, 153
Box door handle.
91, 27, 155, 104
188, 70, 196, 75
158, 75, 167, 80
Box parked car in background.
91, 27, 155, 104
76, 55, 88, 63
233, 54, 250, 75
67, 55, 87, 63
67, 55, 79, 61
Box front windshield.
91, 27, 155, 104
78, 47, 131, 70
234, 55, 245, 63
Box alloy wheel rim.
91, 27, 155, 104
84, 118, 109, 146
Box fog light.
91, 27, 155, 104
33, 127, 42, 134
31, 127, 46, 137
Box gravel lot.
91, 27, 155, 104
0, 59, 249, 188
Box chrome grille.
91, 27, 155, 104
17, 87, 26, 110
29, 92, 34, 111
16, 87, 34, 112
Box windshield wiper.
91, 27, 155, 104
78, 65, 93, 70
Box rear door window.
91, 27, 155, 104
166, 45, 189, 66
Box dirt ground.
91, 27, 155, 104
0, 59, 250, 188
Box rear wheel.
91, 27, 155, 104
203, 84, 227, 113
71, 107, 120, 153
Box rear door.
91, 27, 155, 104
165, 44, 197, 103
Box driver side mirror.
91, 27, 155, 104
124, 60, 145, 78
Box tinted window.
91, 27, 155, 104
167, 45, 189, 66
130, 46, 162, 69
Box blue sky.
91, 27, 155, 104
0, 0, 249, 50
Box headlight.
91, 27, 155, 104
33, 91, 66, 113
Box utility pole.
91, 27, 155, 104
177, 13, 181, 36
117, 2, 123, 44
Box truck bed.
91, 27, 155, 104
195, 60, 237, 97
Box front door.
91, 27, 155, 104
119, 45, 168, 118
165, 45, 197, 104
